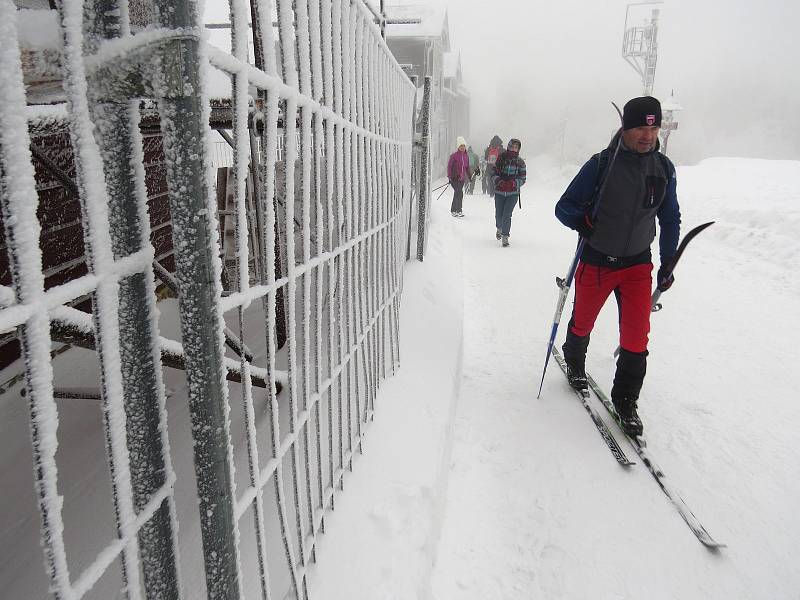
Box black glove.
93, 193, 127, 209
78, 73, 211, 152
575, 213, 594, 239
657, 263, 675, 291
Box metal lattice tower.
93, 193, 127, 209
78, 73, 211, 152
622, 3, 662, 95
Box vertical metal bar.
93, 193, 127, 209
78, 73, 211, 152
228, 1, 276, 598
58, 2, 146, 596
151, 0, 242, 595
405, 76, 417, 262
0, 6, 72, 596
293, 1, 314, 594
349, 9, 364, 450
416, 76, 431, 261
342, 2, 355, 471
354, 12, 372, 430
90, 98, 181, 600
274, 2, 309, 596
274, 1, 308, 595
332, 0, 346, 489
310, 0, 328, 538
319, 0, 337, 519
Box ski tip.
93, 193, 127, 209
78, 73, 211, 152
702, 539, 727, 551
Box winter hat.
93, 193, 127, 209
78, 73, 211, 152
456, 136, 467, 148
507, 138, 522, 150
622, 96, 662, 130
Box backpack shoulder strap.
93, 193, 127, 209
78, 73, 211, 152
594, 148, 610, 184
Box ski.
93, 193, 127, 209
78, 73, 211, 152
551, 348, 635, 467
585, 373, 726, 550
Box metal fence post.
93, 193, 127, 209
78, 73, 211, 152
416, 76, 431, 261
151, 0, 242, 597
85, 3, 181, 597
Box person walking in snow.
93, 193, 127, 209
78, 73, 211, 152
447, 136, 471, 217
555, 96, 681, 437
483, 135, 503, 196
492, 138, 526, 247
466, 145, 481, 194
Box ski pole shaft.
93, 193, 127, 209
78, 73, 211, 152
434, 184, 450, 202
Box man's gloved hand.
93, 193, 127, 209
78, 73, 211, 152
575, 213, 594, 239
496, 179, 517, 193
657, 263, 675, 291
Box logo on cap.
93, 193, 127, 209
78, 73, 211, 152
646, 114, 656, 125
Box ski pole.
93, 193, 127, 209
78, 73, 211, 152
612, 221, 714, 358
431, 181, 449, 193
537, 102, 624, 399
434, 183, 450, 202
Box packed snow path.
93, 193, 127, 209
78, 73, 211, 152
425, 158, 799, 599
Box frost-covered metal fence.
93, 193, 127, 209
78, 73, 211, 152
1, 1, 415, 599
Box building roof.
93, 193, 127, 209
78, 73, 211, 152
384, 2, 447, 40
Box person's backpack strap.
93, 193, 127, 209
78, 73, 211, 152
594, 148, 610, 187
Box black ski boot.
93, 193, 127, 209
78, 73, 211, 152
562, 327, 590, 391
611, 396, 643, 437
611, 348, 648, 437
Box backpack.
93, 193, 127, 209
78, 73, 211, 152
487, 146, 501, 165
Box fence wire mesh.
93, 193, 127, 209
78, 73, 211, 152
1, 0, 416, 598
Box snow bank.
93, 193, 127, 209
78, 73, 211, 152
678, 157, 800, 293
306, 199, 465, 599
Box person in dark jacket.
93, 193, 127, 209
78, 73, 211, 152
492, 138, 526, 247
555, 96, 681, 437
447, 136, 470, 217
483, 135, 503, 195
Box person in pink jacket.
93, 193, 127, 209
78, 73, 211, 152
447, 136, 470, 217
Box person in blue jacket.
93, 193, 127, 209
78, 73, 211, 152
554, 96, 681, 437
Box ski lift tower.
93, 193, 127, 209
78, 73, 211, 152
621, 2, 663, 95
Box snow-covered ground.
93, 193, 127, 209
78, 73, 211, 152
310, 156, 800, 599
2, 156, 798, 598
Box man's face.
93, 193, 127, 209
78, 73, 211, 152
509, 143, 520, 153
622, 126, 659, 153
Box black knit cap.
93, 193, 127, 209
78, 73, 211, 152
622, 96, 662, 130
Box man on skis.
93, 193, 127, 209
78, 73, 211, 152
555, 96, 681, 437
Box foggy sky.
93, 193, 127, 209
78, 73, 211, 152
437, 0, 800, 165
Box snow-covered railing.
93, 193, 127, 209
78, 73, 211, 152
1, 0, 415, 599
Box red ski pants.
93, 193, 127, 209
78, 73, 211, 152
569, 262, 653, 353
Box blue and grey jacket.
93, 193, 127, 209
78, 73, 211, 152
492, 150, 527, 197
555, 134, 681, 265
